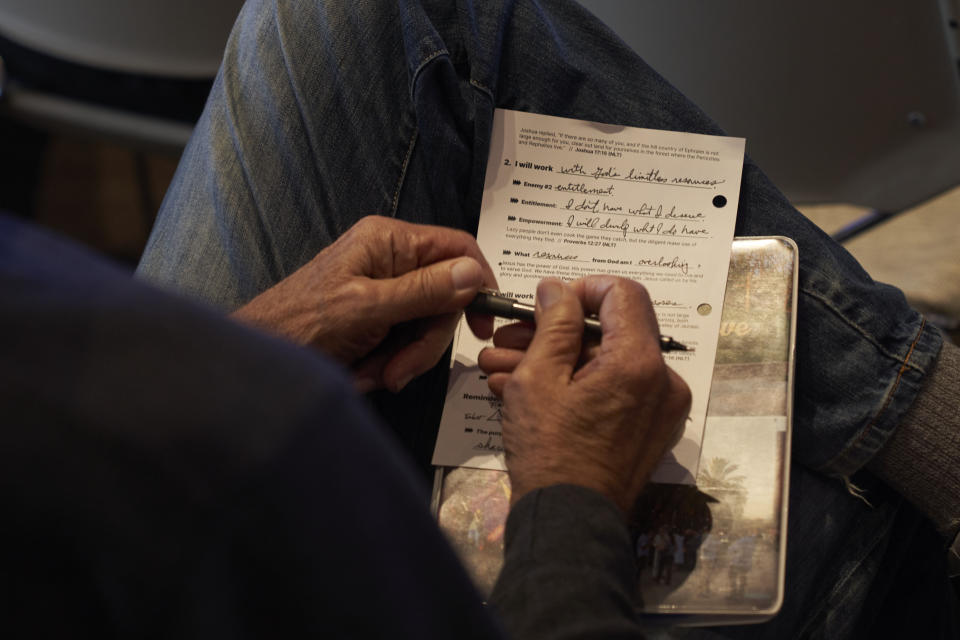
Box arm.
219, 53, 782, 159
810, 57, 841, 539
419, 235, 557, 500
480, 277, 691, 638
492, 485, 647, 640
0, 214, 506, 639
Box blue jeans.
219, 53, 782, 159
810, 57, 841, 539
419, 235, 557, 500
138, 1, 951, 636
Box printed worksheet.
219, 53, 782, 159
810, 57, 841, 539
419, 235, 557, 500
432, 109, 745, 483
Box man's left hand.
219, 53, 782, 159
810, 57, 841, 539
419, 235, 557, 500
231, 216, 496, 392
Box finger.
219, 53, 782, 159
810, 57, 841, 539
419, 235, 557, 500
519, 279, 585, 380
400, 220, 498, 287
354, 372, 381, 394
369, 257, 485, 327
478, 346, 525, 376
387, 220, 498, 340
569, 275, 618, 315
355, 216, 498, 289
572, 276, 661, 352
487, 372, 510, 397
381, 312, 462, 392
492, 322, 535, 350
465, 310, 495, 342
664, 366, 693, 449
350, 324, 417, 392
577, 338, 604, 368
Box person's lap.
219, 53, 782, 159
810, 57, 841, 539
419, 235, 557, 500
137, 1, 950, 636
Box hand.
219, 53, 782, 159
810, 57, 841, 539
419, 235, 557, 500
232, 216, 497, 392
478, 276, 691, 513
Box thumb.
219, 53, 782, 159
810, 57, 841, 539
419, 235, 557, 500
370, 257, 485, 325
522, 279, 585, 379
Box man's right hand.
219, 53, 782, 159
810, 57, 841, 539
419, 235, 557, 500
478, 276, 691, 513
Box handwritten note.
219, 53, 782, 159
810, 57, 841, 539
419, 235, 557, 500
432, 109, 745, 484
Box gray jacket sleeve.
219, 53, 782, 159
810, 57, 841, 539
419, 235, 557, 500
489, 484, 646, 639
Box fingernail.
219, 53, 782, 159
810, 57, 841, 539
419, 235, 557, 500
355, 377, 377, 393
393, 374, 413, 393
537, 279, 564, 309
451, 258, 483, 292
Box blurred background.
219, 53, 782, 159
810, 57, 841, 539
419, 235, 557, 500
0, 0, 244, 265
1, 0, 958, 337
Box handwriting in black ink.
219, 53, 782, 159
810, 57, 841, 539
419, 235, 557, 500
473, 436, 505, 452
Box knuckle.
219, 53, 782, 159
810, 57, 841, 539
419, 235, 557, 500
534, 322, 584, 360
339, 278, 378, 312
617, 277, 651, 307
508, 365, 538, 394
352, 215, 379, 237
544, 315, 583, 342
627, 279, 651, 301
626, 354, 666, 389
451, 228, 478, 250
665, 366, 691, 400
622, 282, 654, 318
412, 266, 441, 301
360, 214, 388, 228
673, 379, 693, 415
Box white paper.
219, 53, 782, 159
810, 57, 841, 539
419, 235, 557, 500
432, 109, 745, 483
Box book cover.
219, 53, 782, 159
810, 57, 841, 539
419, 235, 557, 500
432, 236, 798, 625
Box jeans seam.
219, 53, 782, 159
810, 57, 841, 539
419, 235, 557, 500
409, 47, 450, 103
843, 316, 926, 454
816, 316, 929, 477
273, 2, 322, 192
391, 128, 419, 217
220, 78, 283, 284
799, 284, 927, 375
470, 77, 494, 99
400, 45, 449, 218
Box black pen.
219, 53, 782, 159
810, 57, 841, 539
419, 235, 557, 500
467, 289, 693, 352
